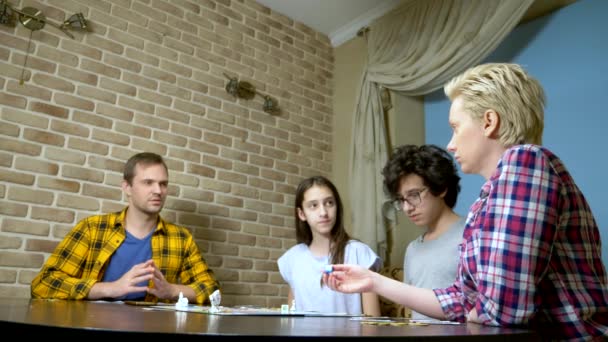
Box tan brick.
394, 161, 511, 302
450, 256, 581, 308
231, 209, 257, 221
101, 201, 126, 215
272, 226, 295, 240
96, 103, 134, 122
31, 206, 75, 223
8, 185, 54, 205
213, 268, 239, 282
259, 214, 284, 227
67, 137, 110, 155
61, 39, 103, 60
199, 180, 229, 194
241, 246, 270, 260
131, 138, 167, 155
38, 176, 80, 193
118, 96, 155, 114
176, 213, 210, 228
164, 198, 197, 213
62, 164, 104, 182
241, 271, 268, 283
0, 169, 35, 186
2, 108, 43, 128
224, 257, 253, 270
58, 65, 98, 85
44, 147, 86, 164
108, 28, 144, 49
217, 170, 247, 184
0, 270, 17, 283
86, 34, 124, 55
159, 83, 191, 100
18, 269, 38, 285
0, 119, 21, 137
194, 91, 224, 109
243, 222, 270, 236
55, 93, 95, 111
184, 163, 213, 178
25, 238, 59, 253
11, 53, 56, 74
17, 219, 55, 246
249, 132, 274, 147
104, 53, 142, 73
0, 92, 27, 109
15, 156, 59, 175
194, 227, 227, 242
146, 64, 180, 84
168, 150, 200, 165
0, 235, 22, 249
38, 45, 78, 67
0, 285, 30, 298
22, 128, 63, 146
245, 200, 271, 213
255, 260, 279, 272
251, 284, 280, 296
211, 242, 239, 256
273, 204, 292, 217
51, 119, 90, 137
0, 251, 44, 267
57, 194, 100, 211
88, 156, 125, 174
77, 85, 117, 104
91, 128, 130, 146
228, 232, 256, 247
51, 223, 73, 239
81, 59, 121, 79
169, 173, 199, 188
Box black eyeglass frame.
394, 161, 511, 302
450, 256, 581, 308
392, 187, 428, 211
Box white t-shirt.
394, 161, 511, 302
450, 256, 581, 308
278, 240, 381, 314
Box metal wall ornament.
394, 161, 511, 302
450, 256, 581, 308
223, 73, 280, 115
0, 0, 89, 84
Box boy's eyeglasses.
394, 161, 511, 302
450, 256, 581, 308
392, 188, 428, 211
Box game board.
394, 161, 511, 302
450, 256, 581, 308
145, 304, 363, 317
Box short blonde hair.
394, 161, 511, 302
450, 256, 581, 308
444, 63, 545, 146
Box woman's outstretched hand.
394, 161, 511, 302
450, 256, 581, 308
322, 264, 375, 293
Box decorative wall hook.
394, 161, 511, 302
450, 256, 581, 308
223, 73, 280, 115
0, 0, 89, 84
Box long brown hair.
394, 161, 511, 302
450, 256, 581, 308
294, 176, 350, 264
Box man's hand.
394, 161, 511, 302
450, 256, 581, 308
88, 260, 155, 300
146, 260, 179, 300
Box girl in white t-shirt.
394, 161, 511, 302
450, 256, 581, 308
277, 176, 381, 315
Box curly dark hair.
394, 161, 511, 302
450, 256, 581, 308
382, 145, 460, 208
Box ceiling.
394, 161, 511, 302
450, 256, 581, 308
255, 0, 578, 48
255, 0, 403, 47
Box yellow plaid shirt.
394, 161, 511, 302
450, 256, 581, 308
31, 207, 220, 304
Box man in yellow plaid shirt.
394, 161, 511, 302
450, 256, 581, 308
31, 152, 220, 305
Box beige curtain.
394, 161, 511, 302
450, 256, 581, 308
349, 0, 535, 260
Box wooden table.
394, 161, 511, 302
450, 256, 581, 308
0, 298, 541, 340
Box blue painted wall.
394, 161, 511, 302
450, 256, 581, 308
424, 0, 608, 264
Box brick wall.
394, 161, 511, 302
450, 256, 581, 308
0, 0, 334, 308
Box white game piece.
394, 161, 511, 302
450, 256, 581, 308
280, 304, 289, 313
324, 264, 333, 274
175, 291, 189, 310
290, 299, 296, 311
209, 289, 222, 313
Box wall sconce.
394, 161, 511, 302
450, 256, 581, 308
0, 0, 89, 84
223, 73, 280, 115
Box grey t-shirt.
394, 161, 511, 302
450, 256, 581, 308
404, 218, 465, 320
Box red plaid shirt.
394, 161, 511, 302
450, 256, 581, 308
434, 145, 608, 341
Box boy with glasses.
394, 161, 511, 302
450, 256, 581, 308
383, 144, 465, 321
